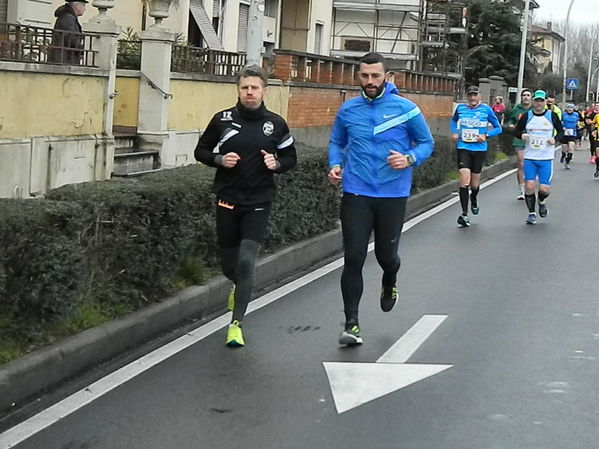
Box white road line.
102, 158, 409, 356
0, 168, 515, 448
376, 315, 448, 363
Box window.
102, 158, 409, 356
264, 0, 278, 18
0, 0, 7, 23
314, 23, 324, 55
237, 3, 250, 52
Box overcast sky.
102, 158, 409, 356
534, 0, 599, 26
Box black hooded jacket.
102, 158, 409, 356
49, 3, 83, 64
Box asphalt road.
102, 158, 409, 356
2, 148, 598, 449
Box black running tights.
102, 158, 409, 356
340, 194, 407, 323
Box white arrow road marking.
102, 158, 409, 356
323, 315, 452, 414
323, 363, 452, 414
377, 314, 447, 363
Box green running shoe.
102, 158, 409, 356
339, 322, 363, 346
380, 285, 398, 312
226, 320, 245, 347
227, 285, 235, 311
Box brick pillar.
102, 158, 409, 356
395, 71, 406, 90
273, 54, 293, 81
332, 61, 343, 85
297, 56, 307, 82
321, 60, 333, 84
344, 64, 356, 86
310, 57, 321, 83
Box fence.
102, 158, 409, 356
171, 45, 246, 76
0, 22, 96, 66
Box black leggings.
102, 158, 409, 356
340, 194, 407, 323
216, 202, 271, 322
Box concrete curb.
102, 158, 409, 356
0, 158, 515, 414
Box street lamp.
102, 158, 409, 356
561, 0, 576, 107
516, 0, 531, 96
586, 44, 596, 104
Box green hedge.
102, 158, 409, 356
0, 150, 339, 356
0, 135, 511, 362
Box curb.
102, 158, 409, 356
0, 158, 516, 414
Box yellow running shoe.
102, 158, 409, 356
227, 285, 235, 311
226, 320, 245, 347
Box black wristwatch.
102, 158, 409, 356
406, 154, 415, 166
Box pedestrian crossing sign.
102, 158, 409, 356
566, 78, 579, 90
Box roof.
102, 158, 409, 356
530, 25, 565, 43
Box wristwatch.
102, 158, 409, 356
406, 154, 415, 166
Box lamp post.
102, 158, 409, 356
591, 66, 599, 101
516, 0, 531, 96
586, 39, 595, 105
561, 0, 576, 108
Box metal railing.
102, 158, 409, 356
171, 45, 246, 76
0, 22, 96, 66
117, 39, 141, 70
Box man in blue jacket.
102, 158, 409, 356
327, 52, 434, 346
450, 86, 502, 227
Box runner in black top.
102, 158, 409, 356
194, 65, 297, 347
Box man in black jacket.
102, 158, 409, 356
50, 0, 87, 64
194, 65, 297, 347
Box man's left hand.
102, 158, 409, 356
261, 150, 277, 171
387, 150, 410, 170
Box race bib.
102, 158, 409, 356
461, 129, 479, 143
565, 129, 574, 136
530, 136, 547, 149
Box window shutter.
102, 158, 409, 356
237, 3, 249, 52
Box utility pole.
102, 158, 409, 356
561, 0, 576, 108
246, 0, 265, 67
586, 39, 595, 105
516, 0, 531, 96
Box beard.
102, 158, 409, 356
361, 82, 386, 99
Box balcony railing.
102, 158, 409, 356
0, 22, 97, 66
271, 50, 458, 95
270, 50, 358, 86
171, 45, 246, 76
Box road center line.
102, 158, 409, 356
0, 168, 515, 449
376, 315, 448, 363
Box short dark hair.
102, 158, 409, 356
359, 52, 387, 72
547, 94, 555, 99
235, 65, 268, 87
521, 88, 532, 96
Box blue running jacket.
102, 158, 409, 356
328, 83, 434, 198
450, 103, 502, 151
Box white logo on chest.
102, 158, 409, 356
263, 121, 274, 136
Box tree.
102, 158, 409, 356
464, 0, 528, 87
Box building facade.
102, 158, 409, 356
530, 22, 564, 74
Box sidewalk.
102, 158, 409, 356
0, 158, 515, 415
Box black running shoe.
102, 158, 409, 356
560, 153, 566, 163
380, 285, 398, 312
457, 214, 470, 227
339, 320, 363, 346
538, 202, 547, 218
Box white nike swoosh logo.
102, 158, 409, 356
383, 114, 397, 119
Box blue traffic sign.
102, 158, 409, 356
566, 78, 579, 90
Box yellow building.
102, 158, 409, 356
530, 23, 565, 74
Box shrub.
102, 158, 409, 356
0, 199, 87, 336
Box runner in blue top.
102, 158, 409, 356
327, 52, 434, 346
560, 103, 579, 169
450, 86, 502, 227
